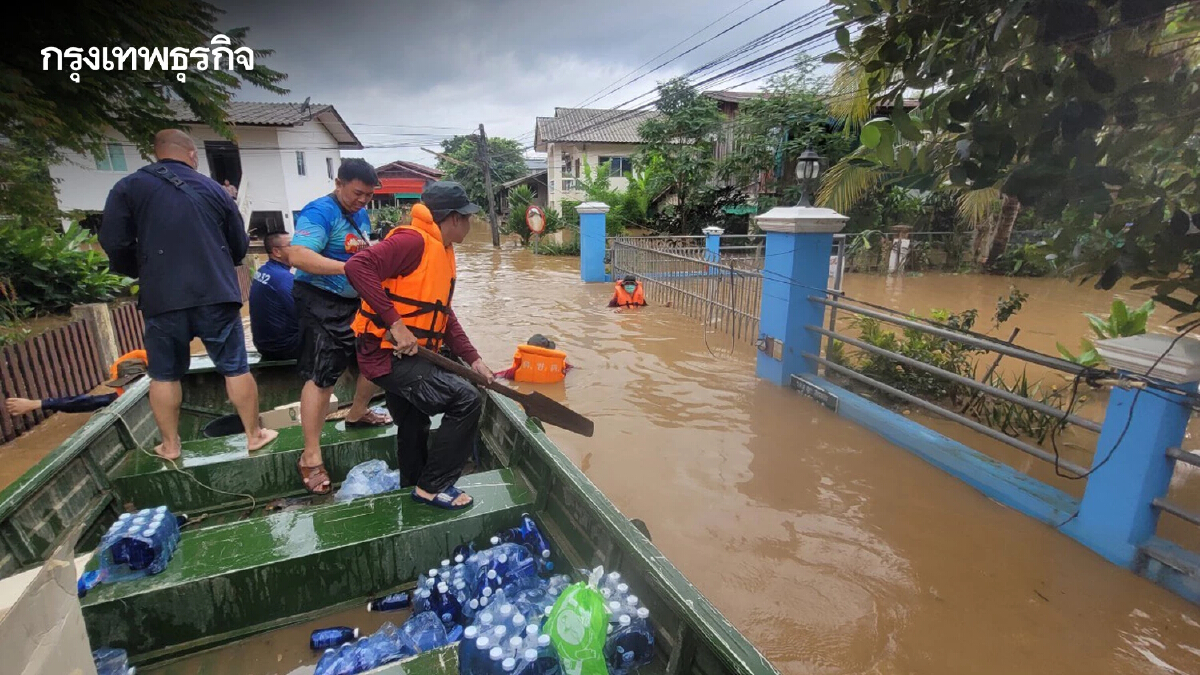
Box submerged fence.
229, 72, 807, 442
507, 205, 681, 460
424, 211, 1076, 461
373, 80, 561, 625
611, 239, 763, 344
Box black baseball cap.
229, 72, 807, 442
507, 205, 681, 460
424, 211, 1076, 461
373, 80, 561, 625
422, 181, 481, 216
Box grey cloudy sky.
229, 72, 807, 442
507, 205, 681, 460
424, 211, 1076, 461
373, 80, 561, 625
217, 0, 830, 165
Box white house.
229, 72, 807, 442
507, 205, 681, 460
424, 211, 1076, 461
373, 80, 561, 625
49, 100, 363, 236
533, 107, 659, 213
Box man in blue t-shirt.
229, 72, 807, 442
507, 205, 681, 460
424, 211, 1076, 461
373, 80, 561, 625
249, 232, 301, 361
287, 158, 391, 494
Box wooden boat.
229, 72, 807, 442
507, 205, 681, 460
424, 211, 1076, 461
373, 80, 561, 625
0, 357, 777, 675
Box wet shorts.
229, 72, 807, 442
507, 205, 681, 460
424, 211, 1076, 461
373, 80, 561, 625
294, 281, 360, 388
143, 303, 249, 381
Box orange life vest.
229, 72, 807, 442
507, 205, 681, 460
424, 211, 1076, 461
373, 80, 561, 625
613, 281, 646, 307
507, 344, 569, 383
109, 349, 148, 396
350, 204, 457, 351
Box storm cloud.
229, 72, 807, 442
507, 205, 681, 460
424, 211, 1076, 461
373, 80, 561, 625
216, 0, 827, 164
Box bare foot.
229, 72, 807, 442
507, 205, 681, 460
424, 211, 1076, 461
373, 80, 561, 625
154, 442, 182, 461
413, 486, 472, 507
246, 427, 279, 452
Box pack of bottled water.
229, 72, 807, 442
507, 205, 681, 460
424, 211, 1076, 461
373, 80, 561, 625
459, 596, 559, 675
96, 506, 181, 584
596, 571, 654, 675
314, 612, 452, 675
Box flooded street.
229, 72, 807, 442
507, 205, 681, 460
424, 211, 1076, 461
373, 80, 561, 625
7, 235, 1200, 674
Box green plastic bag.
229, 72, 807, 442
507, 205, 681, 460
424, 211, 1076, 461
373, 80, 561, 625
544, 568, 610, 675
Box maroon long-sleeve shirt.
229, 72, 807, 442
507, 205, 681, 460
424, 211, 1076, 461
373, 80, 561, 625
344, 229, 480, 380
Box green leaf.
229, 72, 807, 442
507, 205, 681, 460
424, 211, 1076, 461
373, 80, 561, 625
836, 27, 850, 51
823, 52, 848, 64
1085, 313, 1109, 338
891, 104, 923, 143
860, 122, 884, 148
1109, 299, 1128, 327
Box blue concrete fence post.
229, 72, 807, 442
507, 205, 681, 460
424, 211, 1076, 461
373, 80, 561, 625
577, 201, 611, 283
703, 226, 724, 263
1063, 334, 1200, 567
753, 206, 847, 386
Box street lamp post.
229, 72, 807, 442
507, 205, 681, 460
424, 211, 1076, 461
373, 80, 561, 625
794, 148, 823, 207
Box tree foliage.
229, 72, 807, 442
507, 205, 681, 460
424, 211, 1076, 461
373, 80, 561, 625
636, 78, 724, 232
824, 0, 1200, 316
436, 135, 527, 209
722, 56, 857, 202
3, 1, 287, 158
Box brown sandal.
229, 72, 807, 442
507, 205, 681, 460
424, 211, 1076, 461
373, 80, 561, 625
298, 460, 331, 495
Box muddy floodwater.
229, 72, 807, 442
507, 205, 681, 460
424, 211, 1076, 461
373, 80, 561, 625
6, 234, 1200, 674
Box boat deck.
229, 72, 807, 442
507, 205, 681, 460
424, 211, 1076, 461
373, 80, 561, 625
82, 469, 532, 660
109, 420, 399, 514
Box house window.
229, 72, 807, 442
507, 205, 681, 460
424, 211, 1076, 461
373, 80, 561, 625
326, 157, 334, 179
296, 151, 306, 176
94, 143, 127, 172
600, 156, 633, 178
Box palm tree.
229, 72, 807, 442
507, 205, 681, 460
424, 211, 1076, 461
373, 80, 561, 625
820, 61, 1019, 268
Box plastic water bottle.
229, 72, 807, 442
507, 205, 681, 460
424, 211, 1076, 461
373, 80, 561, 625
314, 643, 357, 675
310, 626, 359, 650
535, 633, 561, 675
604, 607, 655, 675
459, 632, 489, 675
368, 591, 411, 612
454, 542, 476, 559
502, 657, 518, 673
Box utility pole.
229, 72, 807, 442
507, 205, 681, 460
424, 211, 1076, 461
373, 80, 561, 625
477, 123, 501, 247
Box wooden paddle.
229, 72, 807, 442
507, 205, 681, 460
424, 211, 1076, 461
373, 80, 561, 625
416, 347, 595, 437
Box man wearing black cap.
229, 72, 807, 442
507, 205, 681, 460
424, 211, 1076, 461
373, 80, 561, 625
345, 181, 494, 510
4, 350, 148, 416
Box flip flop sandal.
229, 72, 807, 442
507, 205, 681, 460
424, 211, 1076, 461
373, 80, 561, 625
411, 485, 473, 511
298, 460, 331, 495
345, 406, 393, 428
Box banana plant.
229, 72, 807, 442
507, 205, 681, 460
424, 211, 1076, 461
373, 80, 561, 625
1056, 299, 1156, 367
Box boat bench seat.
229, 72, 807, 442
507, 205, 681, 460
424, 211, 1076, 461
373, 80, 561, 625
108, 420, 402, 514
82, 468, 532, 659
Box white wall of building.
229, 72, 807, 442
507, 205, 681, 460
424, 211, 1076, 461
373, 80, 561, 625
48, 122, 345, 234
545, 141, 641, 213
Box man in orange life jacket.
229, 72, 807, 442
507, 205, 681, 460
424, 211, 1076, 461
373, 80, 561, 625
495, 334, 572, 383
609, 274, 648, 307
345, 182, 493, 511
5, 350, 148, 416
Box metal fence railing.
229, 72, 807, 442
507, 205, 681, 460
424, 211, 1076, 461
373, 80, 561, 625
611, 240, 763, 344
806, 294, 1102, 477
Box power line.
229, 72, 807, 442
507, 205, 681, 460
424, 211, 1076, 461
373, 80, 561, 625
577, 0, 789, 108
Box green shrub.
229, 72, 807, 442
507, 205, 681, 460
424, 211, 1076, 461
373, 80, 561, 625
1057, 299, 1155, 367
502, 186, 561, 245
0, 220, 132, 322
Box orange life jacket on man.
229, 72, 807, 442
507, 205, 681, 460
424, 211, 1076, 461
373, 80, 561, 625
350, 204, 457, 351
507, 344, 569, 383
613, 280, 646, 307
109, 349, 148, 396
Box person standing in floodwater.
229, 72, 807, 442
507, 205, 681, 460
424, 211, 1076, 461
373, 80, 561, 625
99, 129, 278, 459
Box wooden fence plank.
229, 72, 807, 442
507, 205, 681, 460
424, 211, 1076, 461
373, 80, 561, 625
76, 321, 105, 388
13, 341, 46, 425
0, 346, 21, 438
33, 332, 65, 400
49, 327, 82, 396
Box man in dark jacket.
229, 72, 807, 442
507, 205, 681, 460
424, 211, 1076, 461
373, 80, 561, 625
99, 129, 277, 460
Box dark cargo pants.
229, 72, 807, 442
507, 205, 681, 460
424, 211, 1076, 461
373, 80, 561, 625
371, 354, 482, 494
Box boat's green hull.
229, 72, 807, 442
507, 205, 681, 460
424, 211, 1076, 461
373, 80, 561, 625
0, 359, 778, 675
